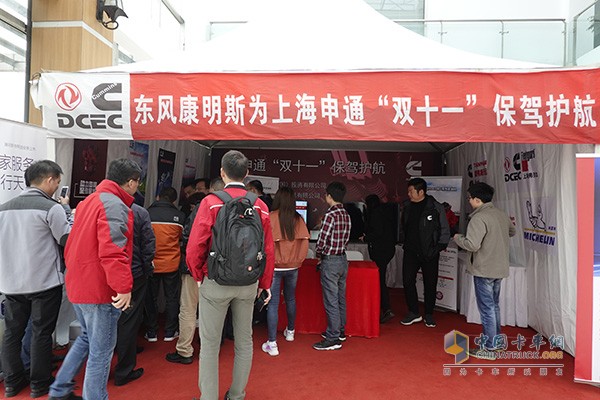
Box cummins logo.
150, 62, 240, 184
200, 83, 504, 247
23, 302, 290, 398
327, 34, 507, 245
406, 160, 422, 176
56, 82, 124, 130
504, 149, 538, 182
55, 83, 82, 111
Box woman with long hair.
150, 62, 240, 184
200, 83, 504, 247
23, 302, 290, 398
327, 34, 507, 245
262, 187, 309, 356
363, 194, 397, 324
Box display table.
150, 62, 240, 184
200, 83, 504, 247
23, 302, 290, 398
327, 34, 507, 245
277, 258, 380, 338
457, 252, 528, 328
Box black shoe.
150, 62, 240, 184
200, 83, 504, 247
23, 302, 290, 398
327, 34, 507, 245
380, 309, 394, 324
5, 377, 29, 397
320, 331, 347, 342
114, 368, 144, 386
313, 338, 342, 351
31, 377, 55, 398
31, 386, 51, 398
424, 314, 436, 328
400, 312, 422, 325
166, 351, 193, 365
48, 393, 83, 400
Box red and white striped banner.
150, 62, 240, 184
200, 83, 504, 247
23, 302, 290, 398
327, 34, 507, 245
35, 68, 600, 143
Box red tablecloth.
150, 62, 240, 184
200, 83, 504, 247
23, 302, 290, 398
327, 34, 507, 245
276, 258, 380, 338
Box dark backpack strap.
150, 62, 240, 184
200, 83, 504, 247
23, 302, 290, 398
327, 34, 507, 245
244, 191, 259, 205
211, 190, 232, 204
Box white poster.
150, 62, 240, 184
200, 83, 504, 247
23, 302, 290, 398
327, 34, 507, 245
0, 119, 47, 355
417, 243, 459, 311
0, 119, 47, 204
423, 176, 463, 215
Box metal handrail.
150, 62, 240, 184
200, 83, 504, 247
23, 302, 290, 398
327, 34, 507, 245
392, 18, 567, 65
572, 1, 599, 65
209, 18, 569, 65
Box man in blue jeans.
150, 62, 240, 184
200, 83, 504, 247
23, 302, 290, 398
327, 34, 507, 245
313, 182, 351, 351
453, 182, 515, 359
49, 159, 140, 400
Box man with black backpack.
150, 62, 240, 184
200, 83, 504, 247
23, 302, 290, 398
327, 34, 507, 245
187, 150, 275, 400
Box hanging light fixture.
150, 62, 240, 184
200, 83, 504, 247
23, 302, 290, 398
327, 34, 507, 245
96, 0, 128, 30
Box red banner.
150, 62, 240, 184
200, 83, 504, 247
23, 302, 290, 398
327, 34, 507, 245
129, 69, 600, 143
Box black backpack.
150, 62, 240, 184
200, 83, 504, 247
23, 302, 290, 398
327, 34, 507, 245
207, 191, 266, 286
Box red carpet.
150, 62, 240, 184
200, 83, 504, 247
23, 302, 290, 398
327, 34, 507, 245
3, 288, 599, 399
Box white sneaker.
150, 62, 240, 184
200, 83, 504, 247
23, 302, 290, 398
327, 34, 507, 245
283, 328, 295, 342
261, 341, 279, 356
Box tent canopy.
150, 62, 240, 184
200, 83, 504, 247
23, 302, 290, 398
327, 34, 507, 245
31, 0, 599, 148
97, 0, 544, 73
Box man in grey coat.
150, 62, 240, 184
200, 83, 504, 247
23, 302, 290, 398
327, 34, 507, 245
454, 182, 516, 356
0, 160, 72, 398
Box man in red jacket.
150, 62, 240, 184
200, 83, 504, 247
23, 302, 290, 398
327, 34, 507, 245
48, 159, 141, 400
187, 150, 275, 400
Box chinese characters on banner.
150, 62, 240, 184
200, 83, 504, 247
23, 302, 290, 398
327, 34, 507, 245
124, 70, 600, 143
0, 123, 46, 204
211, 149, 441, 229
70, 140, 108, 208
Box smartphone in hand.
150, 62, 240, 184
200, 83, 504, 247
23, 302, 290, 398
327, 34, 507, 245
59, 186, 69, 198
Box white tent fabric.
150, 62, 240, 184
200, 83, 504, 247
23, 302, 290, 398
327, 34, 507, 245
95, 0, 544, 73
446, 142, 593, 355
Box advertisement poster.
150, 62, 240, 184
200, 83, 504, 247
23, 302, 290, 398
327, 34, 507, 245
575, 154, 600, 385
156, 148, 176, 195
212, 149, 441, 229
0, 122, 46, 204
70, 140, 108, 208
128, 141, 149, 205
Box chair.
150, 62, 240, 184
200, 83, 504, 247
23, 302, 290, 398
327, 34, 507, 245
346, 250, 364, 261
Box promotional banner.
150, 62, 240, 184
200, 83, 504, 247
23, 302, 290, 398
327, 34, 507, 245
35, 68, 600, 144
212, 148, 441, 229
0, 122, 46, 204
70, 140, 108, 208
575, 154, 600, 385
128, 141, 149, 205
156, 148, 176, 195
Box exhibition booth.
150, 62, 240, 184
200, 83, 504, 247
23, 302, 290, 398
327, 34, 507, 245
1, 0, 598, 385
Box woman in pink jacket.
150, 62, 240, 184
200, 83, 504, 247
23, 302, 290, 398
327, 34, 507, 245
262, 187, 309, 356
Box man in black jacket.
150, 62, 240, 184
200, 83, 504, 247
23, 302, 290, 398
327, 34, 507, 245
114, 203, 156, 386
400, 178, 450, 328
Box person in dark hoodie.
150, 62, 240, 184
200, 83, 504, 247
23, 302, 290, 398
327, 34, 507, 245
144, 187, 185, 343
113, 202, 156, 386
362, 194, 397, 324
400, 178, 450, 329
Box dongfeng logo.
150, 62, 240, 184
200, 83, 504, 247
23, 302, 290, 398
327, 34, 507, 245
503, 157, 511, 173
55, 83, 82, 111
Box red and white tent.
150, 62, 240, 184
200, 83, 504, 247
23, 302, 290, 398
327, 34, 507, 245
30, 0, 599, 146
